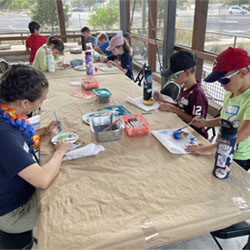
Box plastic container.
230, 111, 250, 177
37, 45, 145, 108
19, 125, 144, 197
90, 112, 123, 142
93, 88, 112, 103
120, 114, 150, 137
85, 51, 93, 75
81, 78, 99, 90
213, 116, 239, 179
46, 46, 55, 72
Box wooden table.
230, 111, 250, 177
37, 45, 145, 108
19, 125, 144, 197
37, 70, 250, 249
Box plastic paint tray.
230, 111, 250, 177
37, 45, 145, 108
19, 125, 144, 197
81, 78, 99, 90
120, 114, 150, 137
104, 105, 131, 116
90, 112, 122, 142
93, 88, 112, 103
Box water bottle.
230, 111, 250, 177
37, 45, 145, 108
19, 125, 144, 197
81, 34, 86, 51
213, 116, 239, 179
143, 65, 154, 105
46, 46, 55, 72
85, 51, 93, 75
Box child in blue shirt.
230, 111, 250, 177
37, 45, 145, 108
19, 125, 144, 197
94, 32, 112, 56
102, 35, 133, 80
81, 26, 98, 48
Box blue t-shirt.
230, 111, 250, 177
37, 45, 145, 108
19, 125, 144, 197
86, 36, 98, 46
0, 118, 36, 216
99, 41, 112, 56
108, 52, 133, 80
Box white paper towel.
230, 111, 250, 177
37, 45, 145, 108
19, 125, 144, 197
63, 143, 105, 161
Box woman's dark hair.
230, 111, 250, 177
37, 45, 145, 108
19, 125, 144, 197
0, 65, 49, 103
29, 21, 40, 33
47, 36, 64, 53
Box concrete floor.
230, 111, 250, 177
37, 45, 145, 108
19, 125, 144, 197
154, 233, 248, 250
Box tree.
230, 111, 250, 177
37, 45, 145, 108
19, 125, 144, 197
0, 0, 10, 9
223, 0, 250, 6
88, 0, 119, 30
30, 0, 71, 34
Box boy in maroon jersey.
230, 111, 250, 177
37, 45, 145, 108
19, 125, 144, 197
154, 50, 208, 138
26, 21, 47, 63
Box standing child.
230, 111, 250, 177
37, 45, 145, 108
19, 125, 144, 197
94, 32, 112, 56
154, 50, 208, 138
103, 35, 133, 80
32, 37, 64, 72
26, 21, 47, 63
186, 47, 250, 171
80, 26, 98, 48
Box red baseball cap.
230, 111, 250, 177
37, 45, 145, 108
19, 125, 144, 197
204, 47, 250, 82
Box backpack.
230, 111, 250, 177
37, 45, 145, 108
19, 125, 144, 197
0, 58, 10, 74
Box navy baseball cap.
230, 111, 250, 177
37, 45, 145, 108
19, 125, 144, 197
161, 50, 196, 77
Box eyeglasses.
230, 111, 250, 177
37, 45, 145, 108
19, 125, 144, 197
218, 69, 241, 85
171, 70, 184, 79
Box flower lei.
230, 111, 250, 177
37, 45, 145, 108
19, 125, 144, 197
0, 103, 40, 154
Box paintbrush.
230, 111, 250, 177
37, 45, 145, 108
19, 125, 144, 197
103, 118, 120, 131
54, 111, 62, 135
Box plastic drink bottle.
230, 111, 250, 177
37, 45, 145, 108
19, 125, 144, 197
85, 51, 93, 75
213, 116, 239, 179
81, 34, 86, 51
46, 46, 55, 72
143, 65, 154, 105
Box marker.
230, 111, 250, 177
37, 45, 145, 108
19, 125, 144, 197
141, 112, 152, 115
53, 111, 62, 133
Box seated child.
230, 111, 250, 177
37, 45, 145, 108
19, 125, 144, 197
154, 50, 208, 138
26, 21, 47, 63
186, 47, 250, 171
102, 35, 133, 80
80, 26, 98, 48
94, 32, 112, 56
32, 37, 64, 72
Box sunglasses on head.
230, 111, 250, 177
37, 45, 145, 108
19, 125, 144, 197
218, 69, 242, 85
171, 70, 184, 79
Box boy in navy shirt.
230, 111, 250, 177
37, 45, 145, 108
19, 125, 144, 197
154, 50, 208, 138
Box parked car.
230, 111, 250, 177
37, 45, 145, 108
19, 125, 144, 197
242, 6, 250, 12
228, 6, 247, 14
72, 7, 85, 12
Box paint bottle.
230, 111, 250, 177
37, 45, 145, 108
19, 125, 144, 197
46, 46, 55, 72
81, 34, 86, 51
143, 65, 154, 105
85, 51, 93, 75
213, 116, 239, 179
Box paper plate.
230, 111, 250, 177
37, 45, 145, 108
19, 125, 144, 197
161, 95, 177, 104
74, 65, 86, 71
82, 112, 98, 125
51, 132, 79, 144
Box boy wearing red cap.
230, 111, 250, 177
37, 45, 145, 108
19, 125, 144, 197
154, 50, 208, 138
186, 47, 250, 171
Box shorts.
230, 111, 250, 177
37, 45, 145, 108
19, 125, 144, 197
0, 192, 38, 233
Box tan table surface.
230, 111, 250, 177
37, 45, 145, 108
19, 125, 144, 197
37, 72, 250, 249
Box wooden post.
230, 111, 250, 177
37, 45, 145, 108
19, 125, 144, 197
148, 0, 157, 71
192, 0, 209, 82
56, 0, 67, 42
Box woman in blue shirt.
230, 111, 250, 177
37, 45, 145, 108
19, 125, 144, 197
0, 65, 69, 233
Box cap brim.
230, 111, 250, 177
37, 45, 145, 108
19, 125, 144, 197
106, 45, 114, 51
161, 69, 172, 77
204, 71, 227, 82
